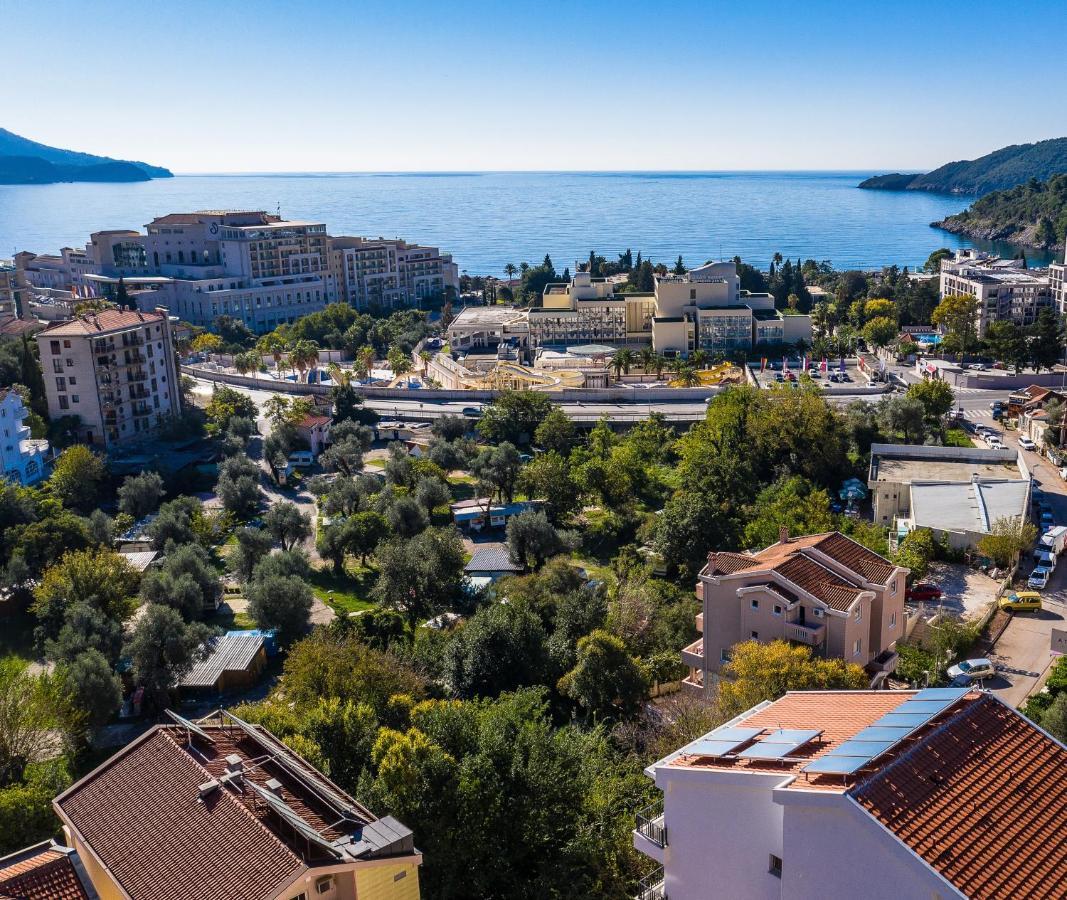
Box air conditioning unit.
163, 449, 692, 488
315, 875, 334, 894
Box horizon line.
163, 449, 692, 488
163, 167, 926, 177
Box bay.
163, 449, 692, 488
0, 171, 1052, 275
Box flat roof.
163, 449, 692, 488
910, 479, 1030, 535
873, 456, 1018, 484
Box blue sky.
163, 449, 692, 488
3, 0, 1065, 172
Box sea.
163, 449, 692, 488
0, 171, 1053, 275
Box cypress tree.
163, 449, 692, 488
19, 335, 48, 418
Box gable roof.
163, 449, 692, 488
0, 842, 92, 900
465, 547, 522, 573
39, 309, 165, 337
852, 693, 1067, 900
180, 632, 264, 689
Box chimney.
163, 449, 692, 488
265, 777, 283, 796
224, 753, 243, 775
779, 526, 790, 544
198, 778, 220, 800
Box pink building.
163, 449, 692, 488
683, 531, 907, 696
634, 688, 1067, 900
297, 413, 332, 457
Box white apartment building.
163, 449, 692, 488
634, 688, 1067, 900
36, 308, 182, 448
939, 249, 1053, 334
1050, 238, 1066, 315
0, 389, 50, 485
329, 236, 459, 310
0, 262, 18, 318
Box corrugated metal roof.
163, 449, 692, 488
181, 633, 264, 689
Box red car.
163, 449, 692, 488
906, 583, 943, 602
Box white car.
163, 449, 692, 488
1019, 437, 1037, 451
1029, 567, 1052, 589
947, 658, 995, 682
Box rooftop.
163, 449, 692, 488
910, 479, 1030, 535
39, 308, 166, 337
870, 443, 1019, 483
54, 712, 416, 900
0, 841, 92, 899
180, 632, 265, 689
465, 547, 523, 573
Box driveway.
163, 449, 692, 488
923, 562, 999, 621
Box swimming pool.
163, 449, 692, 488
912, 333, 942, 344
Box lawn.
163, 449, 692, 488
943, 427, 974, 448
308, 565, 377, 615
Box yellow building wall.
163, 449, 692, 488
355, 861, 421, 900
64, 831, 128, 900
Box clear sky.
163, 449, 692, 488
3, 0, 1065, 173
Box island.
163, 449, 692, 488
859, 137, 1067, 195
0, 127, 171, 184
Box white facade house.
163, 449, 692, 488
939, 249, 1053, 334
0, 389, 49, 485
635, 689, 1067, 900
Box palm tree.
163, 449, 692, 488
419, 349, 432, 374
388, 346, 412, 385
639, 346, 657, 375
356, 346, 375, 382
677, 365, 701, 388
504, 263, 518, 282
610, 348, 634, 380
691, 349, 709, 370
653, 354, 667, 379
289, 340, 319, 382
234, 350, 260, 381
256, 333, 286, 373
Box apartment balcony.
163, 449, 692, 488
786, 621, 826, 646
633, 801, 667, 863
680, 669, 705, 697
636, 868, 666, 900
131, 402, 151, 417
127, 369, 148, 383
695, 612, 703, 633
681, 638, 704, 669
123, 352, 147, 365
867, 649, 899, 675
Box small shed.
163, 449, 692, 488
180, 631, 266, 695
119, 550, 159, 572
464, 547, 523, 581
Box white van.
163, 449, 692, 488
287, 450, 315, 468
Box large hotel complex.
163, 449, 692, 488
13, 210, 459, 331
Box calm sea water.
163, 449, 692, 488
0, 171, 1051, 274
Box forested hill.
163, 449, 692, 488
859, 138, 1067, 195
0, 127, 172, 183
932, 174, 1067, 250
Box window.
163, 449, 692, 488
69, 377, 76, 386
889, 612, 897, 629
890, 579, 897, 596
813, 608, 824, 618
853, 639, 862, 657
63, 340, 70, 348
854, 606, 862, 622
58, 396, 69, 410
66, 358, 73, 367
315, 875, 334, 894
751, 631, 759, 640
55, 377, 66, 392
50, 340, 60, 355
720, 648, 731, 664
52, 359, 63, 374
773, 605, 783, 616
71, 395, 79, 404
393, 871, 408, 883
769, 854, 783, 878
750, 599, 759, 610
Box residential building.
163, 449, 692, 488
0, 840, 95, 899
684, 530, 906, 695
328, 236, 459, 310
52, 710, 422, 900
0, 388, 50, 484
634, 688, 1067, 900
450, 497, 543, 531
297, 413, 332, 457
868, 443, 1030, 550
451, 262, 812, 357
939, 249, 1053, 334
1050, 238, 1066, 315
36, 308, 182, 448
464, 547, 524, 580
0, 260, 19, 317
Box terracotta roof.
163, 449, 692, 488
0, 316, 42, 337
149, 213, 212, 225
701, 532, 896, 611
298, 414, 331, 429
853, 693, 1067, 900
0, 842, 91, 899
40, 309, 165, 337
55, 728, 306, 900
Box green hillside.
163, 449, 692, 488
859, 137, 1067, 195
0, 127, 172, 183
933, 174, 1067, 250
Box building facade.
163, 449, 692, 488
35, 308, 182, 448
939, 249, 1053, 334
0, 389, 50, 484
329, 236, 459, 310
683, 531, 906, 696
1050, 238, 1067, 315
0, 261, 19, 317
634, 688, 1067, 900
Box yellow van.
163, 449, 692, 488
999, 591, 1042, 612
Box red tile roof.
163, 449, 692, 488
55, 728, 306, 900
853, 693, 1067, 900
298, 414, 332, 429
0, 842, 90, 899
40, 309, 165, 337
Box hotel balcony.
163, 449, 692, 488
681, 639, 704, 669
633, 801, 667, 864
786, 621, 826, 646
636, 867, 666, 900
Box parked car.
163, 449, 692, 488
461, 406, 482, 418
1019, 437, 1037, 451
1033, 549, 1057, 570
989, 399, 1002, 410
947, 658, 995, 682
972, 363, 987, 371
1029, 567, 1052, 589
1040, 511, 1055, 528
905, 582, 943, 602
999, 591, 1042, 612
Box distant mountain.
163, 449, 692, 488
859, 138, 1067, 195
932, 173, 1067, 250
0, 128, 172, 184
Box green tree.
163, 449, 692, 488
518, 451, 580, 523
247, 574, 314, 644
48, 445, 106, 511
205, 385, 257, 432
148, 496, 200, 549
64, 649, 122, 727
983, 321, 1029, 373
443, 603, 548, 698
718, 640, 867, 718
976, 516, 1038, 568
533, 407, 576, 455
906, 378, 955, 428
742, 477, 834, 549
894, 527, 936, 582
374, 528, 466, 627
117, 470, 165, 519
557, 630, 649, 722
264, 500, 312, 551
230, 527, 274, 582
506, 509, 567, 569
1039, 692, 1067, 743
124, 604, 215, 710
862, 315, 898, 350
878, 394, 927, 444
1029, 308, 1066, 372
924, 248, 953, 274
932, 294, 981, 360
0, 657, 81, 786
476, 391, 552, 444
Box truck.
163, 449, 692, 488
1039, 525, 1067, 556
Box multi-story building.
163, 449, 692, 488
1050, 238, 1066, 315
939, 249, 1053, 334
683, 530, 906, 696
49, 710, 422, 900
522, 263, 811, 354
634, 687, 1067, 900
0, 261, 20, 317
0, 388, 50, 484
35, 308, 181, 448
329, 236, 459, 310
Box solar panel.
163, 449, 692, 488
707, 726, 764, 743
895, 698, 956, 715
830, 739, 896, 757
872, 712, 931, 729
850, 726, 915, 742
683, 726, 763, 757
802, 755, 871, 775
914, 687, 969, 702
247, 781, 342, 859
737, 729, 822, 760
165, 709, 215, 744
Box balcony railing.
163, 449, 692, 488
636, 802, 666, 848
636, 868, 666, 900
786, 621, 826, 646
681, 639, 704, 670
